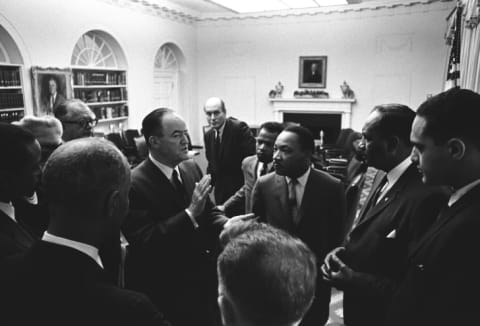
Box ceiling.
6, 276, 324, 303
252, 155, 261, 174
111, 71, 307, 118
164, 0, 398, 15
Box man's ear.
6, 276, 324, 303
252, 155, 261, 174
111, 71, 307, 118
103, 189, 120, 221
447, 138, 466, 160
385, 136, 400, 153
148, 135, 158, 148
218, 294, 236, 326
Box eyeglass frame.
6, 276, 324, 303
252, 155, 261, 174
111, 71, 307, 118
61, 117, 98, 128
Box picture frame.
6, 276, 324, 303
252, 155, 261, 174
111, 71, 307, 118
31, 66, 72, 116
299, 56, 327, 89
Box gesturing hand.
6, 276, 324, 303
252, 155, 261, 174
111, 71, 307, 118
188, 174, 212, 218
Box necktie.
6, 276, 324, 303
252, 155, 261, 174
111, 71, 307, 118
214, 130, 221, 163
172, 169, 187, 206
362, 175, 388, 215
288, 179, 299, 225
259, 163, 269, 176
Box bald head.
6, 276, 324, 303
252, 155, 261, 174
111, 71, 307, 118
204, 97, 227, 129
55, 99, 96, 141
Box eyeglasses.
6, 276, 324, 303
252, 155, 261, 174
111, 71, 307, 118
62, 118, 98, 128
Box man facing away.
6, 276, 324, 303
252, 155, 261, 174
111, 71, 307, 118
0, 138, 169, 325
221, 121, 284, 216
387, 88, 480, 326
218, 221, 317, 326
0, 123, 41, 259
203, 97, 256, 205
252, 125, 346, 326
54, 99, 97, 142
322, 104, 447, 326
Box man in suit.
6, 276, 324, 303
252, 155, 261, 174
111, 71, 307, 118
217, 221, 317, 326
220, 121, 284, 216
386, 88, 480, 326
203, 97, 256, 205
322, 104, 447, 326
124, 108, 232, 326
0, 138, 169, 325
0, 123, 40, 259
252, 125, 346, 326
303, 62, 322, 83
54, 99, 97, 141
43, 77, 66, 115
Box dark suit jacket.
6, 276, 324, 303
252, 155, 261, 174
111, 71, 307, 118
387, 183, 480, 326
252, 168, 346, 326
0, 210, 35, 259
342, 165, 447, 326
223, 154, 259, 216
0, 241, 167, 326
123, 158, 228, 326
204, 117, 255, 205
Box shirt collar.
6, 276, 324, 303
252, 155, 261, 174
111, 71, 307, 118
286, 167, 311, 187
216, 120, 226, 139
42, 231, 103, 268
0, 201, 15, 222
149, 153, 180, 180
448, 178, 480, 207
385, 157, 411, 188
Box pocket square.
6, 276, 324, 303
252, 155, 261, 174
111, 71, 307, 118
386, 229, 397, 238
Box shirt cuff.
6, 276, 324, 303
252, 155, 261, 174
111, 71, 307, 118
185, 208, 199, 229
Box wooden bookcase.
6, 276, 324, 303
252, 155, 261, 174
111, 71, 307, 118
0, 64, 25, 123
72, 67, 128, 124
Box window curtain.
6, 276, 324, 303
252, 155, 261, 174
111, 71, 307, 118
459, 0, 480, 92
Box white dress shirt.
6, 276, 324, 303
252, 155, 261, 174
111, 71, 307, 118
42, 231, 103, 268
448, 178, 480, 207
149, 153, 199, 228
377, 157, 411, 203
0, 201, 16, 222
285, 168, 311, 208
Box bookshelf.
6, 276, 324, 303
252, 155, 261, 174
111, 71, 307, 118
0, 64, 25, 123
72, 68, 128, 122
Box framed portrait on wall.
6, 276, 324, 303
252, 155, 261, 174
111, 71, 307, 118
31, 67, 72, 116
299, 56, 327, 89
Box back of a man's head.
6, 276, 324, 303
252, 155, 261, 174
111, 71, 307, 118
417, 87, 480, 150
371, 103, 415, 147
218, 222, 317, 326
43, 138, 129, 229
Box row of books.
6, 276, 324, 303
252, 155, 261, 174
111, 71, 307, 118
74, 71, 126, 86
92, 104, 129, 120
0, 109, 24, 123
0, 69, 21, 87
0, 92, 24, 109
74, 88, 127, 103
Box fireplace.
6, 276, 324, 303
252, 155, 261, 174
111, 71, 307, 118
270, 98, 356, 144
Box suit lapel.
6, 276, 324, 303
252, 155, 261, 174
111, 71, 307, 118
296, 171, 316, 227
218, 119, 232, 161
0, 210, 34, 250
409, 184, 480, 259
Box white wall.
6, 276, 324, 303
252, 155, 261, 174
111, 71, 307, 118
196, 1, 454, 132
0, 0, 200, 140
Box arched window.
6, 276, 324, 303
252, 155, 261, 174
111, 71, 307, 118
71, 32, 118, 67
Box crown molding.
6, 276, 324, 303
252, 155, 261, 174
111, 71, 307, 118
100, 0, 454, 24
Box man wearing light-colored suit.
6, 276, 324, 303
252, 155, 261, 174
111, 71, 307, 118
221, 121, 284, 216
322, 104, 446, 326
124, 108, 231, 326
252, 125, 346, 326
387, 88, 480, 326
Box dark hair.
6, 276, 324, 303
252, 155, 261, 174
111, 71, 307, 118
54, 99, 87, 119
0, 122, 37, 170
141, 108, 174, 146
283, 125, 315, 153
42, 138, 129, 209
417, 87, 480, 150
259, 121, 284, 135
218, 222, 317, 326
371, 104, 415, 146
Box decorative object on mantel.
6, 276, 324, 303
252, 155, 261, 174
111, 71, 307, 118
293, 89, 329, 99
269, 81, 284, 98
299, 56, 327, 89
340, 81, 355, 99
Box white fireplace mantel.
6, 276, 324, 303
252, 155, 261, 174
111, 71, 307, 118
269, 98, 356, 129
